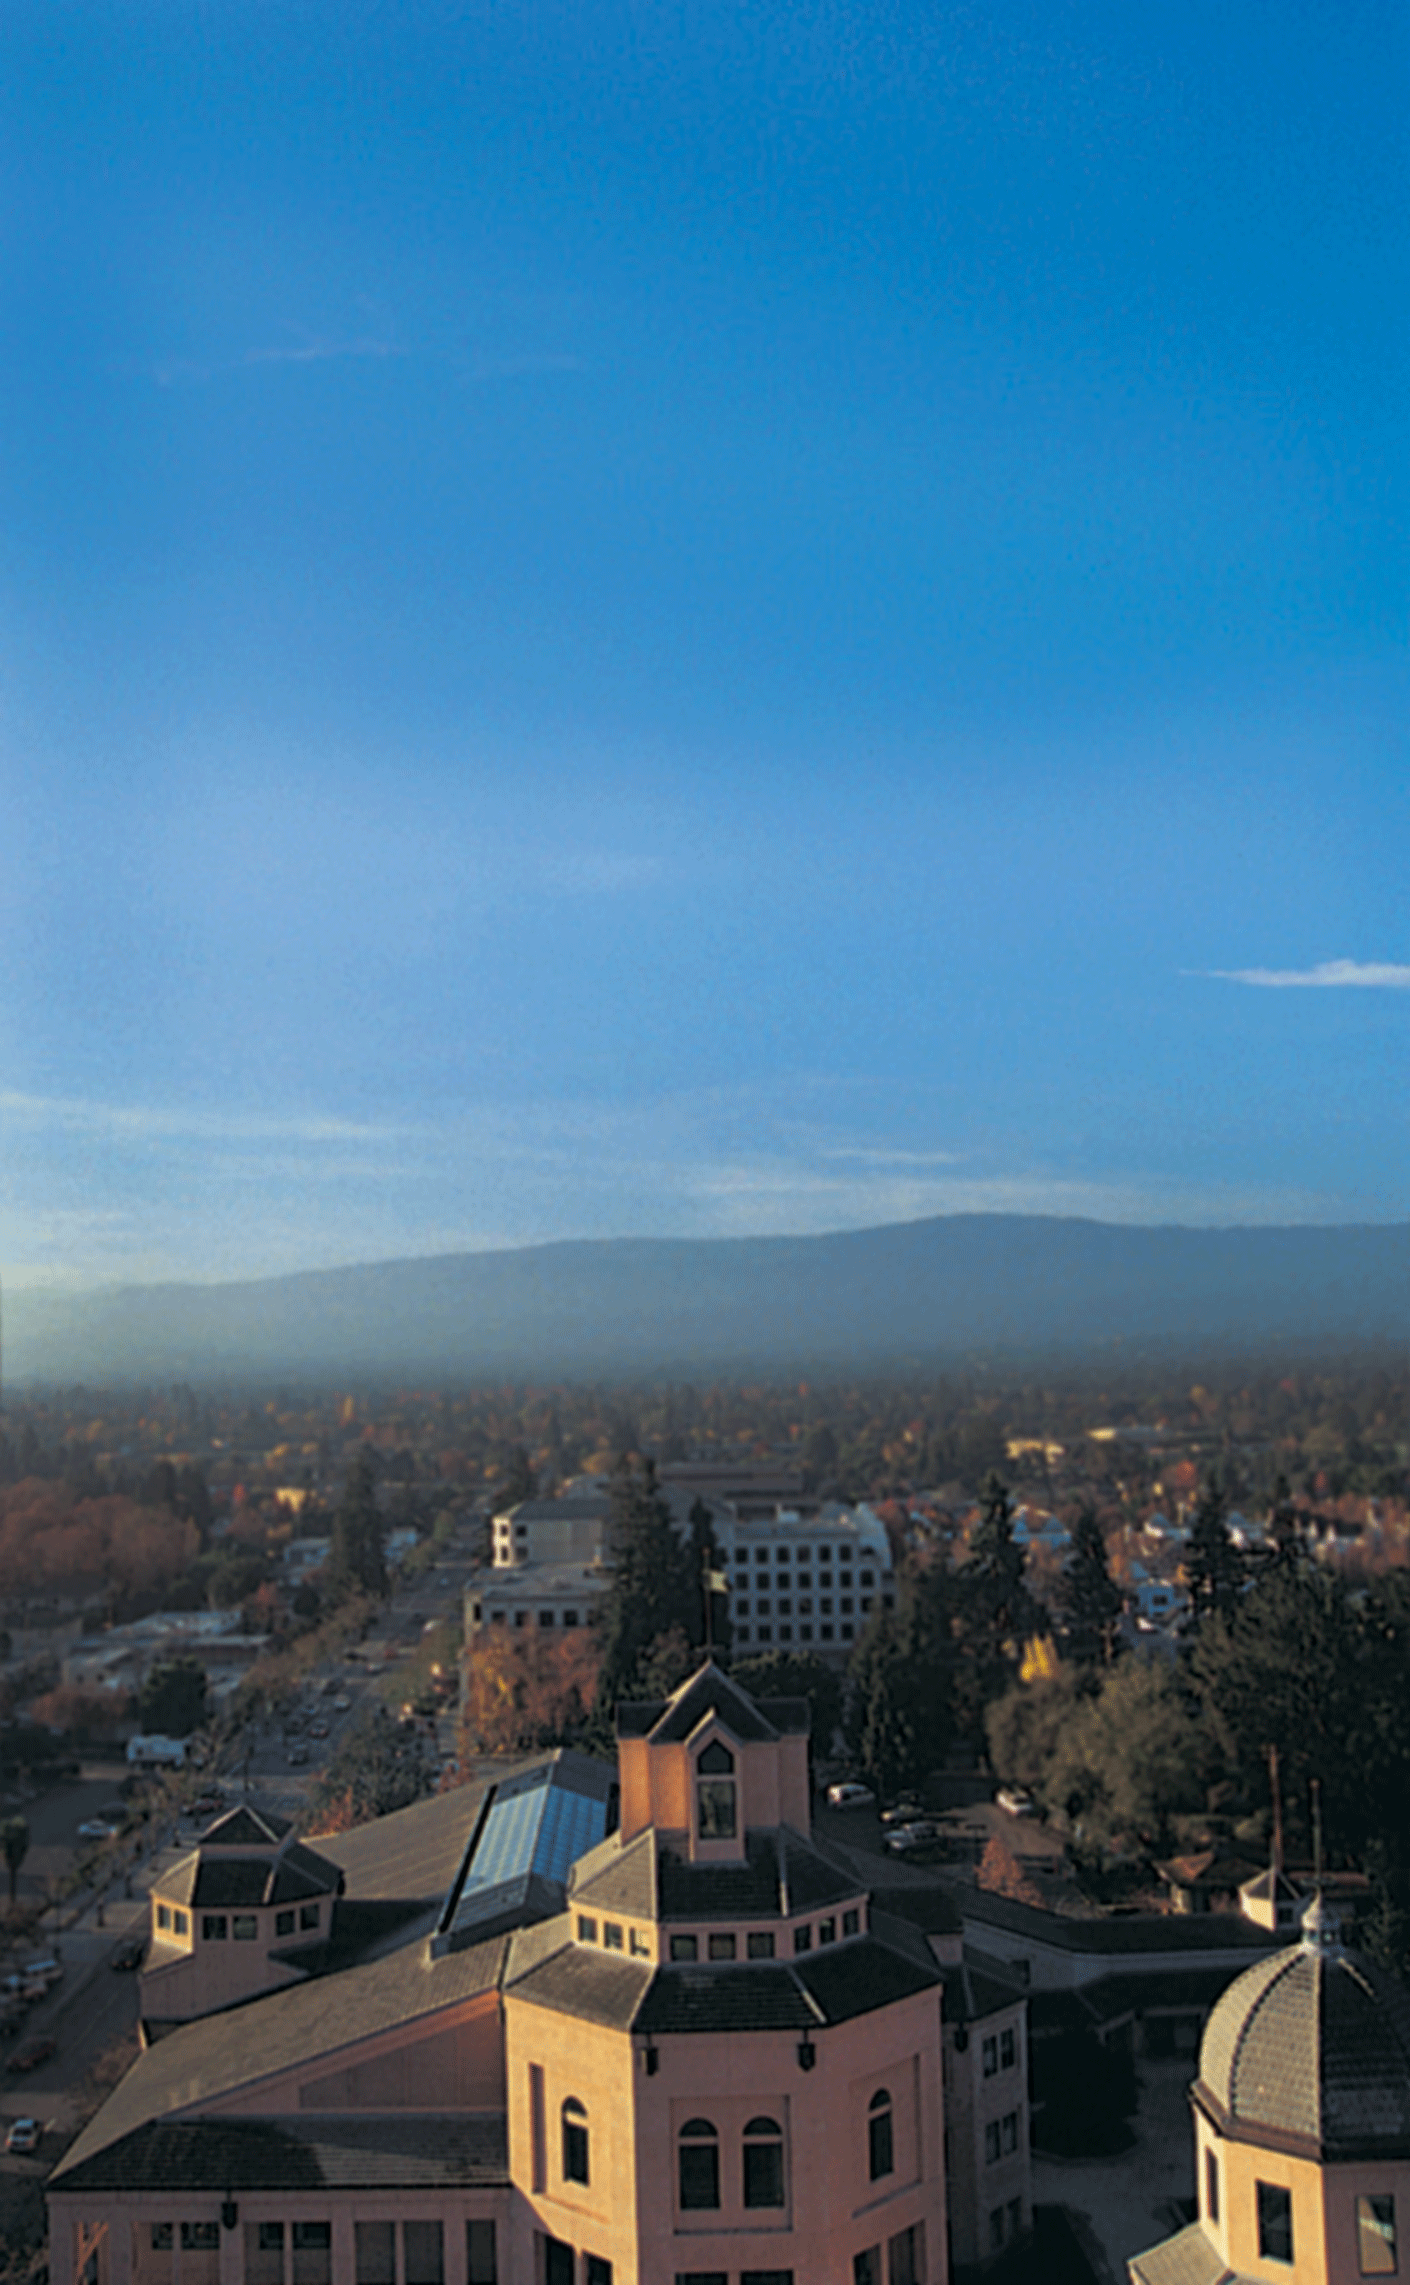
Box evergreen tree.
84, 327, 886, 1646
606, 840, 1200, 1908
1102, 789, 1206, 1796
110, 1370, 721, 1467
595, 1457, 699, 1712
845, 1559, 954, 1797
327, 1449, 387, 1601
688, 1497, 728, 1649
952, 1473, 1041, 1734
138, 1656, 208, 1739
1186, 1472, 1244, 1626
1, 1816, 29, 1909
1061, 1504, 1123, 1665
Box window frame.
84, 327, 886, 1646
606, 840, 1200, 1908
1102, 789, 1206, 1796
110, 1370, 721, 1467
868, 2088, 895, 2182
561, 2096, 590, 2187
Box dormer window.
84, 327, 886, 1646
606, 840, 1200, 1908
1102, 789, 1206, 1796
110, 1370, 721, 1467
696, 1740, 737, 1839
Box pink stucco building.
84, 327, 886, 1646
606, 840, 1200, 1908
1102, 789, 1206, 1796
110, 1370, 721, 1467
49, 1665, 1023, 2285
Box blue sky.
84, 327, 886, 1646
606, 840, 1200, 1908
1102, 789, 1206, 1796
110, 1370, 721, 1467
2, 0, 1406, 1288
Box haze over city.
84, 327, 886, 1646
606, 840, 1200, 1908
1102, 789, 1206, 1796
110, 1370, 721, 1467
3, 0, 1405, 1300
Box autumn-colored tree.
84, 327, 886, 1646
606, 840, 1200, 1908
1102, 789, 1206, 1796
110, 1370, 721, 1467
462, 1627, 601, 1757
977, 1832, 1046, 1908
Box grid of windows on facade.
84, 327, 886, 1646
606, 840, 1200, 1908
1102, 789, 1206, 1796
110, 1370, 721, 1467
983, 2111, 1021, 2164
574, 1916, 651, 1957
980, 2026, 1017, 2076
662, 1906, 863, 1958
852, 2224, 926, 2284
987, 2200, 1023, 2255
154, 1906, 189, 1936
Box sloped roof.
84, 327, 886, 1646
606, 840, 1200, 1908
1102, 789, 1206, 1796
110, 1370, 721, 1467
1128, 2220, 1251, 2285
1196, 1906, 1410, 2158
656, 1828, 858, 1922
53, 1933, 511, 2183
200, 1807, 292, 1849
315, 1782, 496, 1904
568, 1828, 658, 1919
51, 2113, 508, 2195
615, 1662, 810, 1745
436, 1752, 616, 1954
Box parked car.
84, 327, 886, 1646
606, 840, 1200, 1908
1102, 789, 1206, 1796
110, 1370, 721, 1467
5, 2118, 41, 2153
308, 1720, 330, 1739
825, 1780, 877, 1810
331, 1696, 351, 1711
995, 1787, 1036, 1818
21, 1960, 61, 1990
9, 2037, 56, 2074
109, 1936, 146, 1972
77, 1817, 121, 1842
884, 1821, 939, 1855
879, 1799, 925, 1828
287, 1745, 309, 1766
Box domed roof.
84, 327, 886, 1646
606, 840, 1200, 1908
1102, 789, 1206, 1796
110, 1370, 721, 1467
1198, 1898, 1410, 2158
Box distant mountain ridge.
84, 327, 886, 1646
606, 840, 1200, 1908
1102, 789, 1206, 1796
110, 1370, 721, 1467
8, 1214, 1410, 1385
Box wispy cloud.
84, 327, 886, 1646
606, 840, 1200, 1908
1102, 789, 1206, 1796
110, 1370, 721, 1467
1200, 959, 1410, 990
148, 335, 408, 387
0, 1090, 408, 1146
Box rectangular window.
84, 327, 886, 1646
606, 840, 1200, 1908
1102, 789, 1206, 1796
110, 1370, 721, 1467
630, 1927, 650, 1956
743, 2136, 785, 2209
233, 1914, 258, 1941
530, 2062, 547, 2193
887, 2225, 923, 2285
466, 2221, 497, 2285
563, 2107, 589, 2184
982, 2036, 998, 2076
1257, 2183, 1294, 2264
578, 1916, 598, 1943
842, 1624, 854, 1640
697, 1779, 737, 1838
355, 2223, 395, 2285
843, 1909, 860, 1937
603, 1922, 623, 1950
275, 1909, 295, 1937
740, 2274, 794, 2285
202, 1915, 227, 1941
291, 2222, 331, 2285
1002, 2110, 1019, 2154
151, 2228, 173, 2251
1205, 2150, 1220, 2224
1000, 2027, 1017, 2069
678, 2139, 721, 2211
1006, 2200, 1022, 2240
675, 2276, 728, 2285
180, 2226, 219, 2252
985, 2120, 1001, 2165
778, 1599, 792, 1616
854, 2254, 882, 2285
747, 1931, 776, 1958
758, 1625, 772, 1643
989, 2210, 1006, 2253
403, 2222, 443, 2285
246, 2224, 285, 2285
585, 2262, 612, 2285
794, 1925, 812, 1952
818, 1918, 836, 1945
156, 1905, 171, 1931
563, 1610, 578, 1627
1360, 2195, 1398, 2276
538, 1609, 554, 1627
800, 1625, 813, 1640
707, 1933, 736, 1960
542, 2239, 573, 2285
670, 1934, 698, 1961
299, 1904, 320, 1930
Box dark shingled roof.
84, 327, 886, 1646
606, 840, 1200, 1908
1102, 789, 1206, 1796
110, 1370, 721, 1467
504, 1939, 655, 2030
200, 1807, 293, 1849
53, 2113, 508, 2194
963, 1888, 1281, 1956
1128, 2219, 1253, 2285
793, 1936, 941, 2026
615, 1663, 809, 1746
635, 1964, 822, 2034
656, 1829, 858, 1922
1196, 1905, 1410, 2158
569, 1829, 658, 1919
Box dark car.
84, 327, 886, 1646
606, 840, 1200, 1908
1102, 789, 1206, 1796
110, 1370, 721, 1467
109, 1936, 146, 1971
9, 2037, 57, 2074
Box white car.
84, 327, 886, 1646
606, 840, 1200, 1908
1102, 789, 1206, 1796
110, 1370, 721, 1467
825, 1781, 877, 1810
995, 1787, 1037, 1818
76, 1818, 120, 1842
5, 2118, 41, 2154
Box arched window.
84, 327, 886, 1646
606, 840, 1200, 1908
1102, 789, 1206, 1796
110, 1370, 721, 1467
561, 2097, 589, 2185
678, 2118, 720, 2210
868, 2088, 894, 2181
742, 2115, 785, 2208
696, 1740, 736, 1840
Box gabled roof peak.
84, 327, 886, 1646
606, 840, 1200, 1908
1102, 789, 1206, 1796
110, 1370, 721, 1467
615, 1660, 810, 1746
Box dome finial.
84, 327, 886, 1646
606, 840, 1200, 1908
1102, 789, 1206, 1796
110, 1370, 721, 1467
1301, 1888, 1343, 1956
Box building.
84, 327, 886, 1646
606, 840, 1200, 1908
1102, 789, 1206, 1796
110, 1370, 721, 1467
139, 1807, 345, 2030
489, 1498, 613, 1573
1130, 1895, 1410, 2285
465, 1562, 610, 1640
708, 1503, 896, 1660
49, 1665, 955, 2285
